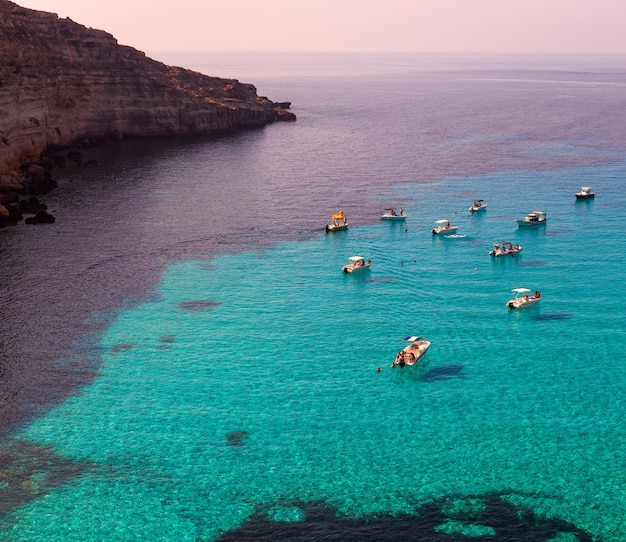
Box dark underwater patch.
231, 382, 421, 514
217, 494, 593, 541
178, 300, 220, 311
518, 260, 547, 267
156, 335, 176, 349
226, 430, 249, 447
532, 313, 573, 322
111, 343, 133, 354
421, 364, 466, 382
364, 276, 395, 283
0, 439, 91, 518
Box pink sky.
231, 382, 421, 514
15, 0, 626, 54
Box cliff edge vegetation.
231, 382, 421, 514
0, 0, 295, 225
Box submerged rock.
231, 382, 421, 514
226, 431, 249, 447
178, 300, 220, 311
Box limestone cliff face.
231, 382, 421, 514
0, 0, 295, 193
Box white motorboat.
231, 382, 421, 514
391, 336, 431, 368
469, 199, 487, 212
489, 241, 522, 257
506, 288, 541, 309
575, 186, 595, 200
342, 256, 371, 274
325, 210, 348, 232
380, 207, 406, 220
432, 219, 459, 235
516, 211, 546, 227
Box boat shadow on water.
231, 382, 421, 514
390, 362, 467, 383
420, 364, 466, 382
363, 276, 395, 283
517, 260, 547, 267
531, 312, 573, 322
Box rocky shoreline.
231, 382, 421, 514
0, 0, 296, 227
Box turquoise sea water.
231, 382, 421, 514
3, 53, 626, 540
6, 161, 626, 540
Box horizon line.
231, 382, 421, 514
146, 50, 626, 57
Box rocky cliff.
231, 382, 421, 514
0, 0, 295, 225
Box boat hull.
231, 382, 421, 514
326, 224, 348, 232
391, 340, 430, 367
342, 263, 370, 273
432, 226, 458, 235
516, 211, 547, 227
575, 187, 594, 199
381, 215, 406, 220
490, 250, 522, 257
507, 297, 540, 309
490, 247, 522, 257
516, 220, 546, 227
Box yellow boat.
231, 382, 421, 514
325, 210, 348, 232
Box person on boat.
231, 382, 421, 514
446, 221, 450, 228
393, 352, 405, 368
400, 208, 404, 216
534, 291, 541, 298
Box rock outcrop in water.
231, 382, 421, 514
0, 0, 296, 226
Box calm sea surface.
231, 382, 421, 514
1, 53, 626, 541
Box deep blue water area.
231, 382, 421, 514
1, 53, 626, 541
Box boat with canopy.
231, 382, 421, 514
469, 199, 487, 212
342, 256, 371, 274
516, 211, 546, 227
506, 288, 541, 309
380, 207, 406, 220
391, 336, 431, 368
325, 210, 348, 232
575, 186, 595, 200
490, 241, 522, 257
432, 219, 458, 235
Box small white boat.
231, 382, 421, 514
506, 288, 541, 309
516, 211, 546, 228
325, 210, 348, 232
575, 186, 595, 200
432, 219, 459, 235
489, 241, 522, 257
469, 199, 487, 212
380, 207, 406, 220
391, 336, 431, 368
342, 256, 371, 274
